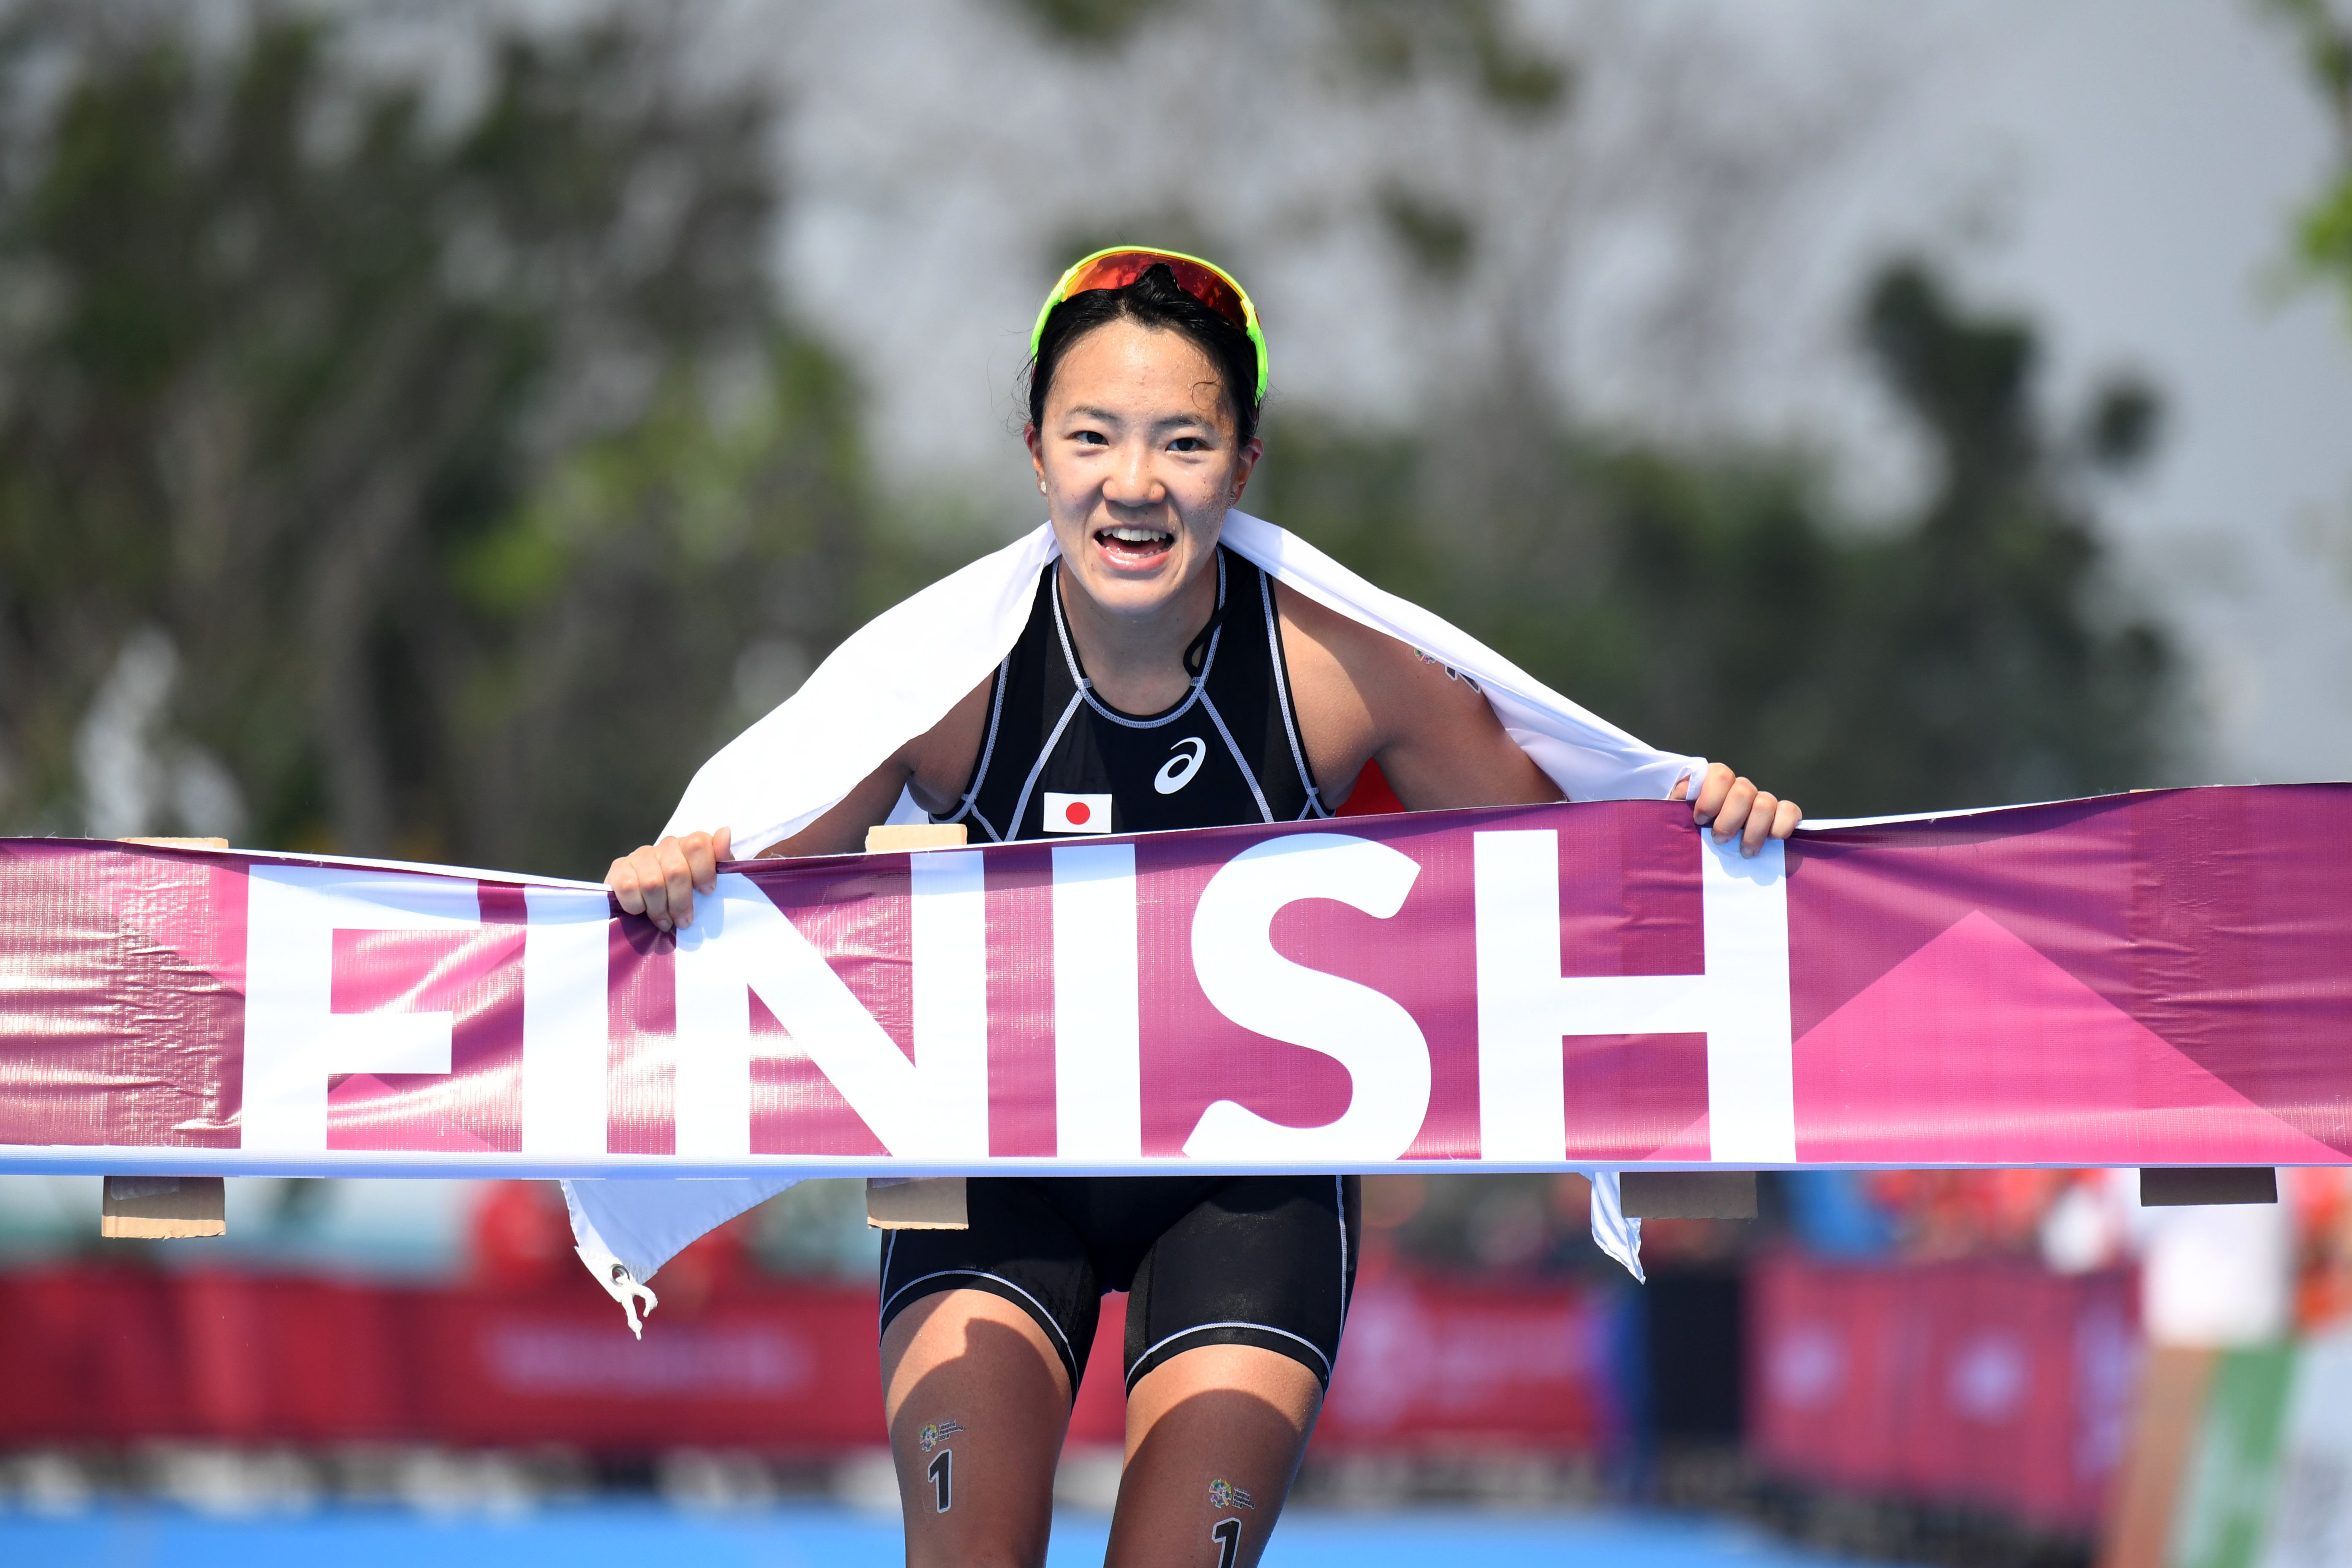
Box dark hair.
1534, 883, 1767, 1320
1026, 261, 1261, 447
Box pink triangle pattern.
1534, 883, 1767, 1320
1794, 910, 2341, 1164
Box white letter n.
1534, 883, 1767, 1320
672, 858, 989, 1160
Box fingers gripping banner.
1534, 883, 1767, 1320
1, 785, 2348, 1176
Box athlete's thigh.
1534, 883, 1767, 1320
1121, 1174, 1357, 1392
1104, 1175, 1358, 1568
882, 1288, 1071, 1568
1108, 1343, 1323, 1568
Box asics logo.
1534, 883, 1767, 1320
1155, 737, 1207, 795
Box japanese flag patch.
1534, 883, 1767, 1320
1043, 792, 1113, 834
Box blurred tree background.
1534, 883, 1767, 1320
1252, 259, 2172, 817
2265, 0, 2352, 325
0, 5, 870, 874
0, 0, 2178, 878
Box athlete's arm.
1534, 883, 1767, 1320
606, 675, 994, 931
1277, 586, 1556, 810
1275, 585, 1800, 853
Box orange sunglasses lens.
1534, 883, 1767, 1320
1062, 251, 1250, 335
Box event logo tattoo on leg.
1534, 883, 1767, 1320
917, 1418, 964, 1514
1209, 1478, 1254, 1568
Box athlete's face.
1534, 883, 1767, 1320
1027, 320, 1261, 622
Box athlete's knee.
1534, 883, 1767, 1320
902, 1507, 1048, 1568
906, 1545, 1043, 1568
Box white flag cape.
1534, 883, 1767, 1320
564, 511, 1701, 1318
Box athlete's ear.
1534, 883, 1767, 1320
1229, 435, 1264, 503
1025, 422, 1048, 497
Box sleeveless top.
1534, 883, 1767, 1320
935, 547, 1333, 842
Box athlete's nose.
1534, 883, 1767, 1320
1102, 441, 1165, 509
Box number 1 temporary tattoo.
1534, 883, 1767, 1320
927, 1447, 953, 1513
1208, 1478, 1252, 1568
915, 1417, 965, 1514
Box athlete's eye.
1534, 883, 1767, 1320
1168, 436, 1206, 453
1073, 430, 1110, 446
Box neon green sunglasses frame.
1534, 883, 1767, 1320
1029, 245, 1268, 405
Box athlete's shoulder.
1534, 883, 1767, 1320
1276, 575, 1501, 755
1270, 578, 1428, 689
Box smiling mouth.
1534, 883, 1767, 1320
1094, 524, 1176, 564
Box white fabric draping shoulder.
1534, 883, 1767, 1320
572, 511, 1702, 1317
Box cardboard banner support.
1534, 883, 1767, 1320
99, 1176, 226, 1239
1622, 1171, 1759, 1219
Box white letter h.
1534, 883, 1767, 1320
1473, 829, 1792, 1164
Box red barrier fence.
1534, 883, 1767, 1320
0, 1264, 1619, 1456
1318, 1269, 1622, 1448
1, 1266, 886, 1451
1748, 1254, 2138, 1530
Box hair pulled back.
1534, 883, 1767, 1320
1026, 261, 1261, 448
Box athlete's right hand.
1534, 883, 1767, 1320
607, 828, 732, 933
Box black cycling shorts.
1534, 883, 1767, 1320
878, 1174, 1361, 1400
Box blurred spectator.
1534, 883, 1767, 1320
1865, 1169, 2080, 1260
1470, 1184, 1553, 1271
2036, 1170, 2132, 1275
1355, 1172, 1426, 1284
744, 1179, 879, 1282
1832, 1165, 2297, 1346
468, 1181, 576, 1293
2289, 1168, 2352, 1332
1780, 1172, 1896, 1260
2132, 1183, 2292, 1347
640, 1218, 757, 1318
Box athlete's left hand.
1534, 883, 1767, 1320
609, 826, 732, 932
1672, 762, 1802, 856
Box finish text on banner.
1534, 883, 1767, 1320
0, 785, 2347, 1175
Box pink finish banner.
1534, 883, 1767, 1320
0, 784, 2346, 1174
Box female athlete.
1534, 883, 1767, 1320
609, 248, 1800, 1568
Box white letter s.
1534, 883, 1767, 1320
1184, 833, 1431, 1162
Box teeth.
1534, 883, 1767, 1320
1103, 527, 1171, 544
